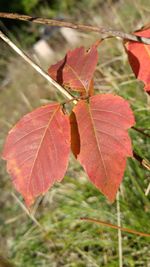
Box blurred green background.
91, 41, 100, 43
0, 0, 150, 266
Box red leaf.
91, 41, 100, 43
2, 104, 70, 206
125, 26, 150, 93
72, 94, 135, 202
48, 45, 98, 94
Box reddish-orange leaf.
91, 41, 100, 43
48, 45, 98, 94
2, 104, 70, 206
125, 26, 150, 93
72, 94, 135, 202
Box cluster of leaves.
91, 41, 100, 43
2, 25, 150, 207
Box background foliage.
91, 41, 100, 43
0, 0, 150, 266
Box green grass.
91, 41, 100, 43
0, 0, 150, 266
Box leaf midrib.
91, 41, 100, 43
26, 105, 60, 195
66, 63, 87, 91
86, 101, 108, 180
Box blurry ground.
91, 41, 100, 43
0, 0, 150, 266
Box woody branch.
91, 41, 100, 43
0, 12, 150, 44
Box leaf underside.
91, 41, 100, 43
2, 104, 70, 206
72, 94, 135, 202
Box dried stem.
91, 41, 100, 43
0, 12, 150, 44
0, 30, 73, 101
133, 151, 150, 171
145, 183, 150, 196
132, 126, 150, 138
116, 192, 123, 267
11, 192, 61, 261
80, 217, 150, 237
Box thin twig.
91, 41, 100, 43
132, 126, 150, 138
11, 192, 42, 229
80, 217, 150, 237
116, 192, 123, 267
133, 151, 150, 171
0, 30, 73, 100
11, 192, 62, 262
0, 12, 150, 44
